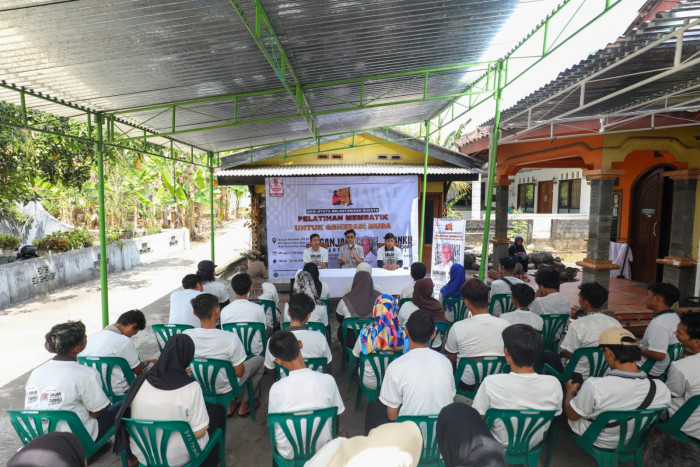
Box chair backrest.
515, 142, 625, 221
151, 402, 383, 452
484, 408, 556, 456
276, 357, 328, 379
281, 321, 327, 335
399, 297, 413, 307
7, 409, 92, 447
668, 342, 685, 363
120, 418, 203, 466
662, 394, 700, 436
581, 408, 665, 454
254, 299, 278, 330
359, 352, 401, 393
189, 357, 238, 398
267, 407, 338, 463
76, 356, 135, 402
342, 318, 373, 349
442, 296, 468, 322
222, 322, 266, 357
455, 356, 508, 398
540, 314, 569, 351
430, 321, 451, 349
152, 324, 194, 352
396, 415, 441, 465
489, 294, 515, 316
565, 347, 609, 381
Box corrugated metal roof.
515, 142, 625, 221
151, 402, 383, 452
217, 163, 479, 177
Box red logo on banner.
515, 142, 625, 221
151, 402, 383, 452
269, 177, 284, 197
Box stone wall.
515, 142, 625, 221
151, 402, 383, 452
551, 219, 589, 241
464, 219, 533, 245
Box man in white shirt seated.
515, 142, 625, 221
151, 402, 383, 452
376, 232, 403, 270
399, 262, 426, 300
220, 273, 268, 356
562, 328, 671, 449
445, 279, 510, 393
665, 311, 700, 440
501, 283, 543, 331
169, 274, 203, 328
265, 294, 332, 372
268, 331, 345, 461
365, 310, 456, 434
530, 267, 571, 316
303, 234, 329, 269
79, 309, 157, 397
489, 256, 525, 316
185, 293, 264, 417
639, 282, 681, 378
473, 324, 562, 448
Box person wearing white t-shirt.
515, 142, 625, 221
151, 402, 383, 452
530, 267, 571, 316
489, 256, 525, 316
197, 260, 230, 309
473, 324, 562, 448
445, 279, 510, 390
25, 321, 116, 442
268, 331, 345, 461
501, 283, 543, 331
376, 232, 403, 270
366, 310, 455, 435
399, 262, 426, 300
303, 234, 329, 269
169, 274, 204, 328
665, 311, 700, 440
185, 293, 264, 418
639, 282, 681, 377
79, 310, 157, 397
220, 273, 268, 356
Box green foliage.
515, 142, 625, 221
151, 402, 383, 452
105, 229, 125, 245
507, 209, 529, 241
0, 233, 21, 251
32, 230, 94, 252
146, 225, 162, 235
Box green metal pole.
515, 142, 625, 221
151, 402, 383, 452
479, 62, 505, 281
419, 120, 430, 262
96, 114, 109, 327
209, 153, 215, 262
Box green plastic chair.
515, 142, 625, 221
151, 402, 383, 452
429, 321, 451, 351
547, 408, 666, 467
341, 317, 373, 388
77, 355, 136, 403
484, 408, 556, 467
396, 414, 441, 466
489, 293, 515, 316
189, 357, 255, 421
657, 394, 700, 449
267, 407, 338, 467
399, 297, 413, 307
152, 324, 194, 352
355, 351, 402, 411
639, 342, 684, 380
7, 409, 115, 459
275, 357, 328, 380
540, 314, 569, 353
442, 296, 468, 323
543, 347, 609, 384
454, 356, 508, 399
322, 299, 332, 324
253, 299, 279, 331
119, 417, 225, 467
281, 321, 327, 335
221, 322, 266, 358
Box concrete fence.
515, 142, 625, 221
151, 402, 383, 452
0, 229, 190, 310
464, 219, 533, 245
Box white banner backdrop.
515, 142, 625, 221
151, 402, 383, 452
430, 218, 466, 296
266, 176, 419, 279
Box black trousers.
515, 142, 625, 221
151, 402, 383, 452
365, 400, 392, 435
201, 403, 226, 467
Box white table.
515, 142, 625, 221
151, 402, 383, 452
317, 268, 414, 297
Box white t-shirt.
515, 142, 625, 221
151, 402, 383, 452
530, 292, 571, 315
666, 353, 700, 440
489, 276, 525, 316
472, 372, 563, 448
201, 281, 230, 304
220, 299, 267, 355
397, 302, 419, 326
183, 328, 247, 394
639, 311, 680, 377
559, 313, 621, 378
169, 289, 203, 328
79, 329, 141, 396
351, 339, 406, 390
303, 247, 329, 267
568, 370, 671, 449
25, 359, 110, 441
320, 282, 330, 299
268, 368, 345, 460
377, 246, 403, 267
283, 303, 329, 326
129, 381, 210, 467
400, 283, 414, 300
444, 314, 510, 385
379, 347, 455, 417
500, 310, 544, 332
264, 329, 333, 370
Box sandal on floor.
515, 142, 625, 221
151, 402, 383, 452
238, 400, 261, 418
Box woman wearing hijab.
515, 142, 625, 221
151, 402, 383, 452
439, 264, 466, 322
351, 295, 409, 390
283, 271, 329, 326
247, 260, 281, 324
398, 278, 445, 325
512, 236, 529, 272
114, 334, 225, 467
7, 432, 85, 467
303, 262, 330, 299
437, 403, 505, 467
336, 271, 381, 346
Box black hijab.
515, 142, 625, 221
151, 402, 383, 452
437, 403, 506, 467
113, 333, 197, 453
302, 262, 323, 298
8, 432, 84, 467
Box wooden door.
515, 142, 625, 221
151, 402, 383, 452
420, 193, 442, 273
537, 181, 553, 213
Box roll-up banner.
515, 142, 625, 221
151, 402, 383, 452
430, 218, 466, 296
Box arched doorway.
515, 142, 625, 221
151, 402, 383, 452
629, 165, 674, 283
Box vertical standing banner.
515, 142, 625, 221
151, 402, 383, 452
266, 176, 419, 279
431, 218, 466, 296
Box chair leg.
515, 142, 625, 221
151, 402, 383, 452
247, 381, 256, 421
219, 436, 226, 467
355, 382, 363, 412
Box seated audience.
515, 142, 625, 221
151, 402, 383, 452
377, 232, 403, 270
7, 432, 85, 467
640, 282, 681, 377
563, 328, 671, 449
445, 279, 510, 391
303, 262, 331, 299
25, 321, 117, 442
437, 403, 506, 467
169, 274, 203, 328
530, 267, 571, 316
79, 309, 157, 397
511, 236, 529, 272
500, 283, 543, 331
303, 233, 329, 269
439, 263, 466, 304
283, 271, 329, 326
352, 295, 409, 390
268, 331, 345, 461
489, 256, 525, 316
247, 260, 282, 323
114, 334, 225, 467
196, 260, 230, 309
400, 262, 426, 300
665, 310, 700, 440
399, 278, 445, 325
342, 262, 383, 295
336, 270, 381, 346
220, 273, 268, 356
185, 293, 263, 417
366, 310, 455, 434
472, 324, 562, 448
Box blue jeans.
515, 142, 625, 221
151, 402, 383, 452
97, 401, 123, 440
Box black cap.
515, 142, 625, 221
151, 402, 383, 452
384, 232, 396, 240
197, 260, 217, 271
